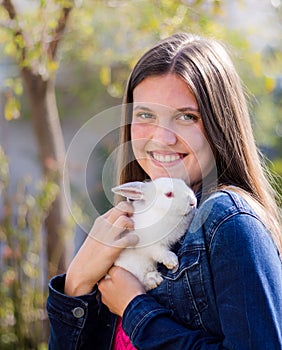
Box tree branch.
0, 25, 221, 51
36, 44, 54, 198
2, 0, 27, 64
47, 5, 73, 60
2, 0, 16, 19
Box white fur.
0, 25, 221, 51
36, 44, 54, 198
111, 177, 197, 291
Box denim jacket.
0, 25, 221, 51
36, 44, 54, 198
47, 190, 282, 349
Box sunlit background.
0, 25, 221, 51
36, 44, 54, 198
0, 0, 281, 348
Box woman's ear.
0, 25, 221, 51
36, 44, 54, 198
111, 182, 144, 200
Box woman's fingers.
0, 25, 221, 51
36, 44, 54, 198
115, 233, 139, 249
103, 201, 134, 222
98, 266, 145, 316
114, 214, 135, 231
90, 202, 135, 246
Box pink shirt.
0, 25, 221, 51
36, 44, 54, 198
112, 317, 136, 350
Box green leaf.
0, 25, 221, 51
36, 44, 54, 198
99, 66, 111, 86
14, 34, 25, 49
4, 95, 21, 121
3, 40, 16, 56
5, 78, 23, 96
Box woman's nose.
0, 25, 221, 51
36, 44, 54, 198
152, 125, 177, 145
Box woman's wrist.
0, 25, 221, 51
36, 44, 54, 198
64, 269, 98, 296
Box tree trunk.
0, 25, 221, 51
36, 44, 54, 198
21, 68, 72, 280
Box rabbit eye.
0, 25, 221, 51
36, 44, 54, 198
165, 192, 174, 198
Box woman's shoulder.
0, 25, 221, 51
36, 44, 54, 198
189, 187, 273, 252
189, 187, 262, 239
197, 187, 257, 221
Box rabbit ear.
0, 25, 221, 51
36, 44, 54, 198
111, 182, 144, 200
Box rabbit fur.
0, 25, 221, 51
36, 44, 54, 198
111, 177, 197, 291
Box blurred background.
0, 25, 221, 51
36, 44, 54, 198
0, 0, 281, 348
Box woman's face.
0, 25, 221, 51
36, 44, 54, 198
131, 74, 215, 191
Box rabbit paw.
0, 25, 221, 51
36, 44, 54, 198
162, 251, 179, 271
144, 271, 163, 290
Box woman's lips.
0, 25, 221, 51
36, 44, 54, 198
148, 151, 186, 165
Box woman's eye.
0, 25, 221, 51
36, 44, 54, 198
178, 113, 197, 122
137, 112, 155, 119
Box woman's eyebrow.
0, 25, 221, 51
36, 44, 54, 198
133, 105, 154, 112
133, 105, 199, 112
176, 106, 199, 113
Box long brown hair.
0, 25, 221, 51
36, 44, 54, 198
116, 33, 282, 253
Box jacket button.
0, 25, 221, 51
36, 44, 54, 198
72, 307, 85, 318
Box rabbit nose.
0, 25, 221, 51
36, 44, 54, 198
165, 191, 174, 198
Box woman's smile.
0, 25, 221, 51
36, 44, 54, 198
148, 151, 186, 165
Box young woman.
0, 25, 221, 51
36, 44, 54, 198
47, 33, 282, 349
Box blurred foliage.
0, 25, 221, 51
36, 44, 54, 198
0, 0, 71, 76
60, 0, 232, 102
3, 78, 23, 120
0, 146, 58, 349
269, 162, 282, 207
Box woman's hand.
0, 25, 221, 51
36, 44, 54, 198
65, 201, 139, 296
98, 266, 146, 316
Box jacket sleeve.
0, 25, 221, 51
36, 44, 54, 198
122, 213, 282, 349
123, 294, 226, 349
210, 213, 282, 349
46, 274, 114, 350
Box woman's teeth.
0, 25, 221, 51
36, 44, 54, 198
151, 152, 181, 163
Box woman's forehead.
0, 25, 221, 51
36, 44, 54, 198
132, 74, 198, 110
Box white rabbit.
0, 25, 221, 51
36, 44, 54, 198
111, 177, 197, 291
